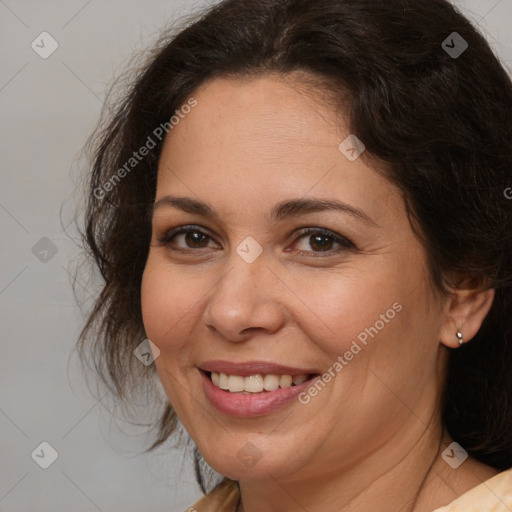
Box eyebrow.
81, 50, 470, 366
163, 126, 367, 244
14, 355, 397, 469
153, 195, 378, 227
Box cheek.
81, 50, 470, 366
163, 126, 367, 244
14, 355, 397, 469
290, 264, 403, 358
307, 262, 438, 409
140, 257, 201, 351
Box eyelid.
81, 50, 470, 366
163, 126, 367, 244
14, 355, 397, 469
156, 224, 219, 246
157, 224, 210, 238
290, 227, 355, 253
156, 224, 354, 256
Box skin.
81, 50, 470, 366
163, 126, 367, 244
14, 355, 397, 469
141, 74, 497, 512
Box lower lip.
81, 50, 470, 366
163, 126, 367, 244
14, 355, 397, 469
200, 371, 319, 418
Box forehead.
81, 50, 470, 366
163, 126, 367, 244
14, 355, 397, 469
155, 75, 404, 230
162, 74, 343, 163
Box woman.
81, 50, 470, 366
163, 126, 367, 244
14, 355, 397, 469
78, 0, 512, 510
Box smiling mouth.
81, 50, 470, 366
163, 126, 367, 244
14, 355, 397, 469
204, 370, 319, 394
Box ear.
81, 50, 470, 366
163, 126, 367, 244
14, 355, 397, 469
439, 285, 495, 348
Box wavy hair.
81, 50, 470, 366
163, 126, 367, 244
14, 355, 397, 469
77, 0, 512, 492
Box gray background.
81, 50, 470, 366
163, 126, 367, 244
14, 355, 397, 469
0, 1, 511, 511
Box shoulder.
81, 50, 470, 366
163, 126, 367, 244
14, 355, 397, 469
432, 467, 512, 512
184, 478, 239, 512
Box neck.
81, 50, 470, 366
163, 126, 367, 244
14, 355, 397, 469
236, 418, 461, 512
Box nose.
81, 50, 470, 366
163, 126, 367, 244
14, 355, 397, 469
202, 253, 286, 342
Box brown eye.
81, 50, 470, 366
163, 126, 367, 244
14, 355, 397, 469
157, 226, 218, 250
292, 228, 353, 255
308, 233, 334, 252
182, 231, 210, 248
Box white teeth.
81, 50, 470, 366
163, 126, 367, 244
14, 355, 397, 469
244, 375, 264, 393
218, 372, 229, 390
279, 375, 292, 388
227, 375, 245, 392
292, 374, 308, 385
263, 374, 280, 391
209, 372, 310, 393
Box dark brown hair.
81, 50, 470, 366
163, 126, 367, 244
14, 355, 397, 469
78, 0, 512, 492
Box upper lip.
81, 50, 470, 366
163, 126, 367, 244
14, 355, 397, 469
199, 360, 318, 377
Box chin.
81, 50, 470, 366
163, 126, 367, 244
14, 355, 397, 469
198, 436, 307, 482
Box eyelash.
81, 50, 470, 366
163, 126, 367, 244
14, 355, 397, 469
156, 224, 354, 257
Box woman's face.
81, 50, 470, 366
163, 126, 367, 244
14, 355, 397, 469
141, 75, 449, 482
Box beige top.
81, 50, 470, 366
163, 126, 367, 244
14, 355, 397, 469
185, 468, 512, 512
